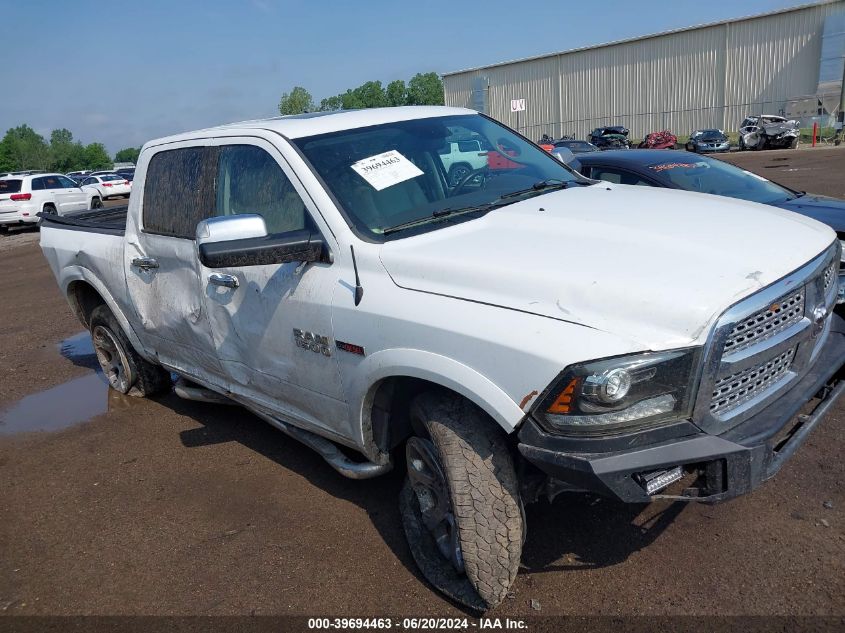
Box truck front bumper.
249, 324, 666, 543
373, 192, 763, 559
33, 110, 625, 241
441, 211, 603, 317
518, 315, 845, 504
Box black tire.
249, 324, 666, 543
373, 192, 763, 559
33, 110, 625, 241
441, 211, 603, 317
91, 197, 103, 210
789, 137, 798, 149
89, 305, 171, 397
402, 391, 523, 609
448, 163, 473, 187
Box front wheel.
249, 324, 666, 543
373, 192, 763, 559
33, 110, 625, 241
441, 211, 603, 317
89, 305, 171, 397
90, 197, 103, 210
401, 391, 524, 610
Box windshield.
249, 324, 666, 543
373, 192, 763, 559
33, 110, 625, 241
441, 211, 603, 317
293, 114, 584, 239
693, 130, 726, 141
647, 156, 794, 204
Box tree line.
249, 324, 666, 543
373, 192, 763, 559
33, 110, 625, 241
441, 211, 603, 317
0, 124, 140, 174
279, 72, 444, 115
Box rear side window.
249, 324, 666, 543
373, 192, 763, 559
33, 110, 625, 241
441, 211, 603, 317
42, 175, 62, 189
215, 145, 309, 235
143, 147, 215, 238
102, 174, 123, 182
0, 179, 22, 194
31, 178, 45, 191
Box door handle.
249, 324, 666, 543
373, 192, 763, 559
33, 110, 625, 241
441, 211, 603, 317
208, 273, 239, 288
131, 256, 159, 270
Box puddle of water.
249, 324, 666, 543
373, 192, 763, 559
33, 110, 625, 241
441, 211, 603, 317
0, 332, 109, 435
59, 332, 100, 371
0, 372, 109, 435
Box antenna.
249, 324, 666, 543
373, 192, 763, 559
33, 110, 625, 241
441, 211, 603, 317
350, 245, 364, 306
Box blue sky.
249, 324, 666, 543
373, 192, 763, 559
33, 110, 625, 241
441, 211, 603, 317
2, 0, 806, 155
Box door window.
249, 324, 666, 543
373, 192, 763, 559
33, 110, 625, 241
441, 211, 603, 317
31, 178, 45, 191
143, 146, 216, 238
57, 175, 79, 188
215, 144, 310, 235
41, 175, 63, 190
590, 167, 653, 186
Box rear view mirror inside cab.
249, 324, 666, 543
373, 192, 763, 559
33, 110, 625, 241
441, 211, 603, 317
196, 214, 328, 268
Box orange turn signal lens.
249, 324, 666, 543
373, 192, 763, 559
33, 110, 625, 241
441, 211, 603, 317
547, 378, 579, 414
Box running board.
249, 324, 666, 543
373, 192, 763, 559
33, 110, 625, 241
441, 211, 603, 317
253, 410, 393, 480
173, 377, 237, 405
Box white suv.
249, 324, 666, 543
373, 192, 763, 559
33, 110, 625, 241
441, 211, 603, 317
0, 173, 99, 231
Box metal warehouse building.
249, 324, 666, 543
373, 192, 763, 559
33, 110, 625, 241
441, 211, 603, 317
443, 0, 845, 141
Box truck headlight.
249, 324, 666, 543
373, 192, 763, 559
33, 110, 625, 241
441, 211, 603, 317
535, 348, 701, 435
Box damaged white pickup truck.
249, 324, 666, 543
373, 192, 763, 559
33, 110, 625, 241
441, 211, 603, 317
40, 106, 845, 609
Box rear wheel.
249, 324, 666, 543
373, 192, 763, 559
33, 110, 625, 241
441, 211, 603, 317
89, 305, 171, 397
401, 391, 524, 610
448, 163, 473, 188
90, 197, 103, 209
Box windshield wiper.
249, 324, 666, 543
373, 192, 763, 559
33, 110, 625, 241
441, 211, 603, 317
497, 178, 586, 200
382, 202, 498, 236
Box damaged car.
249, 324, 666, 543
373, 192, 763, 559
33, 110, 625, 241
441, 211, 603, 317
685, 129, 731, 153
739, 115, 800, 150
588, 125, 631, 149
39, 106, 845, 611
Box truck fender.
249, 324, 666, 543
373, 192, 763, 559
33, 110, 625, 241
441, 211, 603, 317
59, 265, 151, 363
350, 348, 526, 443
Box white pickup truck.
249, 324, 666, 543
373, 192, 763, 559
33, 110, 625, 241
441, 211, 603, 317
39, 106, 844, 610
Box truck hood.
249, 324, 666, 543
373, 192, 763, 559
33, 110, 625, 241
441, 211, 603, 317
379, 184, 835, 350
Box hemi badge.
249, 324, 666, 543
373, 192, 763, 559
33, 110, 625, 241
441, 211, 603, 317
336, 340, 365, 356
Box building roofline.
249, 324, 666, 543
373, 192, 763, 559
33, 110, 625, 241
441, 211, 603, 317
442, 0, 843, 77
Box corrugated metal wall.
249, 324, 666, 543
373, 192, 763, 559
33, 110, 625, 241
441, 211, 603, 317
444, 1, 844, 140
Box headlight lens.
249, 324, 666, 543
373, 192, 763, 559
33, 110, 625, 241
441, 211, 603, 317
535, 348, 701, 435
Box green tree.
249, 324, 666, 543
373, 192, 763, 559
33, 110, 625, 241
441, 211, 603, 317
49, 128, 83, 172
386, 80, 407, 106
318, 95, 343, 111
278, 86, 314, 115
83, 143, 112, 170
114, 147, 140, 164
0, 124, 50, 172
406, 72, 444, 106
354, 81, 388, 108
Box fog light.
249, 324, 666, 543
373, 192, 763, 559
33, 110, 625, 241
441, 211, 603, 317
639, 465, 684, 495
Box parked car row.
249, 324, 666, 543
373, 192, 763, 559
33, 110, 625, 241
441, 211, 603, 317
0, 173, 103, 231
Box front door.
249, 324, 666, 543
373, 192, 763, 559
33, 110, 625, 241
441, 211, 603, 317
57, 175, 87, 212
198, 139, 349, 438
124, 141, 226, 385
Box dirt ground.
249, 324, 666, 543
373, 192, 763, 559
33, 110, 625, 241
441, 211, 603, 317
0, 155, 843, 620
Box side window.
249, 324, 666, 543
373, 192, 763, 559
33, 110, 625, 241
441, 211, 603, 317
57, 176, 78, 188
31, 178, 45, 191
42, 175, 62, 190
143, 146, 215, 238
591, 168, 653, 187
215, 144, 310, 235
82, 177, 96, 186
457, 140, 481, 153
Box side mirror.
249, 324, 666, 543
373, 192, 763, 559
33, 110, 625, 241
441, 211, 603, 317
196, 214, 327, 268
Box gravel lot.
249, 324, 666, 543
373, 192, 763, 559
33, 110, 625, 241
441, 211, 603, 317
0, 152, 843, 619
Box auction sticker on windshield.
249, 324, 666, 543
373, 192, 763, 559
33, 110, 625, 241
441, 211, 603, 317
351, 150, 423, 191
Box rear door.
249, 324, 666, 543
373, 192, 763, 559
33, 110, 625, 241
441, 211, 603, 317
124, 141, 225, 384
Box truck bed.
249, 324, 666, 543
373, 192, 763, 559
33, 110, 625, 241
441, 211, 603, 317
40, 206, 127, 235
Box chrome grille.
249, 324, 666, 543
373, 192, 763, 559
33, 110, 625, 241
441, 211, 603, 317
823, 261, 835, 294
722, 289, 804, 355
710, 347, 796, 416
